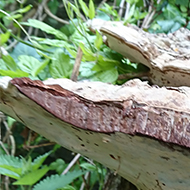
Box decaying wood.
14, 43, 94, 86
1, 77, 190, 190
89, 19, 190, 87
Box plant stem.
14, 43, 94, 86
0, 23, 52, 54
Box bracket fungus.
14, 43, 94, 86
1, 77, 190, 190
89, 19, 190, 87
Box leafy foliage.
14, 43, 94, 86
33, 170, 84, 190
0, 152, 51, 185
0, 0, 189, 189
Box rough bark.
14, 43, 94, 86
1, 77, 190, 190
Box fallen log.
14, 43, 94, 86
1, 77, 190, 190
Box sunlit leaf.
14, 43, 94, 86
80, 163, 96, 171
2, 55, 17, 71
0, 31, 10, 45
16, 5, 33, 14
22, 19, 67, 40
78, 0, 89, 17
13, 166, 49, 185
18, 55, 48, 77
94, 31, 103, 50
33, 170, 84, 190
89, 0, 95, 19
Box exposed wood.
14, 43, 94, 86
1, 77, 190, 190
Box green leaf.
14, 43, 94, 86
17, 55, 48, 77
80, 163, 96, 171
0, 69, 29, 77
61, 23, 75, 37
6, 14, 22, 20
78, 0, 89, 17
32, 151, 52, 171
92, 68, 118, 83
0, 155, 22, 177
157, 20, 174, 33
16, 4, 33, 14
0, 168, 20, 179
50, 159, 66, 174
2, 55, 17, 71
176, 0, 189, 6
89, 0, 95, 19
96, 10, 110, 21
79, 62, 96, 78
0, 59, 7, 70
79, 43, 96, 61
31, 37, 72, 48
22, 19, 67, 40
13, 166, 49, 185
125, 4, 135, 22
65, 46, 77, 58
35, 59, 49, 77
94, 31, 103, 50
0, 31, 10, 45
10, 42, 41, 61
33, 170, 84, 190
93, 55, 119, 71
62, 185, 76, 190
50, 50, 72, 78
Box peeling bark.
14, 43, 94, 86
1, 77, 190, 189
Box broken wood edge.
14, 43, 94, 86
8, 77, 190, 149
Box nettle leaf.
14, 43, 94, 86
18, 55, 48, 77
32, 151, 52, 171
89, 0, 95, 19
0, 168, 20, 179
2, 55, 17, 71
0, 155, 22, 177
13, 166, 49, 185
62, 185, 76, 190
22, 19, 67, 40
50, 50, 73, 78
32, 170, 84, 190
0, 69, 29, 78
